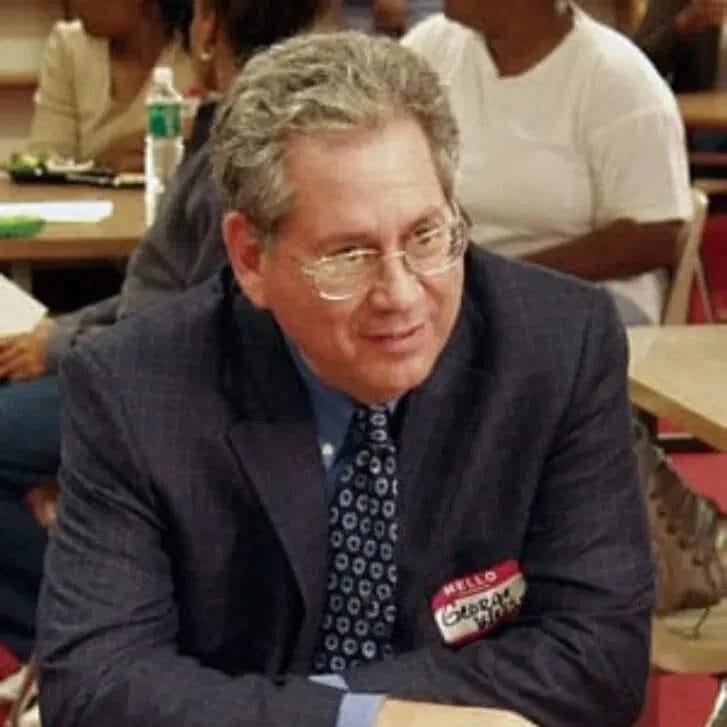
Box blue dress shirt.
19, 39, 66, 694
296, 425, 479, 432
287, 343, 388, 727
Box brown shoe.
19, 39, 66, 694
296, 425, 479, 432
633, 425, 727, 614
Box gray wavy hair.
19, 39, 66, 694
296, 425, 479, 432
211, 31, 460, 246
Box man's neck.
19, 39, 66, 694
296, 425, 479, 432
485, 6, 573, 77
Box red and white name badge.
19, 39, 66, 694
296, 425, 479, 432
431, 560, 527, 646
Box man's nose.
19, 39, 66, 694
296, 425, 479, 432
369, 252, 421, 309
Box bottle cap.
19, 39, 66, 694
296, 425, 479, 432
152, 66, 173, 86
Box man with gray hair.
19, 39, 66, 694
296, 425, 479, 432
37, 31, 653, 727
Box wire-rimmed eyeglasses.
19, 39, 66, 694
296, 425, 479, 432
299, 204, 470, 301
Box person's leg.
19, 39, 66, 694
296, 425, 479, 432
0, 494, 47, 662
0, 376, 60, 662
0, 376, 61, 493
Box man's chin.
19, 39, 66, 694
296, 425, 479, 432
350, 362, 435, 404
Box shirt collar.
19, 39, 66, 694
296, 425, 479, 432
285, 337, 399, 469
285, 338, 356, 469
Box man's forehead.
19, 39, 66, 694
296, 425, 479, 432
282, 117, 440, 193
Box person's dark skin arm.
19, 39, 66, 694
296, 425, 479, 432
523, 219, 684, 281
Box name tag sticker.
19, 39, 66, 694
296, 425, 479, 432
431, 560, 527, 646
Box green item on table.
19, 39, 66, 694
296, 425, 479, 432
0, 215, 46, 237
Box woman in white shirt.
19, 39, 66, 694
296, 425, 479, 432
28, 0, 198, 171
404, 0, 692, 323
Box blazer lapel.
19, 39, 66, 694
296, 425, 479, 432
220, 284, 329, 662
397, 292, 484, 528
394, 290, 494, 633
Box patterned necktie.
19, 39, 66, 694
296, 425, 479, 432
312, 404, 399, 674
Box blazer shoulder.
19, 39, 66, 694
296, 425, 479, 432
68, 274, 228, 382
465, 246, 612, 329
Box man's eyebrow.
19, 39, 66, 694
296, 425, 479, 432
312, 231, 378, 254
404, 205, 449, 234
310, 205, 450, 252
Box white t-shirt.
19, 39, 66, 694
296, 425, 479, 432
404, 11, 692, 323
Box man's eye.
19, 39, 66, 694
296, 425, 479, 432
410, 227, 447, 250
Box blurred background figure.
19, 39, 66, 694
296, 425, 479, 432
27, 0, 198, 171
576, 0, 644, 32
635, 0, 727, 152
403, 0, 691, 326
635, 0, 727, 91
336, 0, 441, 34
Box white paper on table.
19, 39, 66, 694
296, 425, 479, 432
0, 273, 48, 336
0, 200, 113, 223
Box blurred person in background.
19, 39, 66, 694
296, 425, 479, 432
337, 0, 441, 35
403, 0, 691, 326
635, 0, 727, 92
576, 0, 644, 32
28, 0, 198, 171
635, 0, 727, 152
0, 0, 324, 675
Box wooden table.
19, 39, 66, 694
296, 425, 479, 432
677, 91, 727, 131
627, 325, 727, 451
0, 176, 144, 289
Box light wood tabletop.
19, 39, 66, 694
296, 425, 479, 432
677, 91, 727, 131
0, 175, 144, 288
627, 325, 727, 451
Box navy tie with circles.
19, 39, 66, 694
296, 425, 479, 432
312, 404, 399, 674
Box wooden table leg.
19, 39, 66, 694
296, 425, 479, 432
706, 677, 727, 726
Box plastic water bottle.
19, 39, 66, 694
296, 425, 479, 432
144, 66, 184, 226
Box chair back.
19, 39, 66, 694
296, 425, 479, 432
662, 187, 708, 325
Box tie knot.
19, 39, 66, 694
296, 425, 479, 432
354, 404, 393, 447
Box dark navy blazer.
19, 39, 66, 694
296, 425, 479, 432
37, 247, 654, 726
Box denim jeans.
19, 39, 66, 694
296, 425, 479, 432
0, 376, 61, 661
0, 376, 61, 493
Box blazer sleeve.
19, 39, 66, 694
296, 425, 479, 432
117, 147, 224, 319
45, 296, 121, 371
342, 291, 655, 727
36, 346, 343, 727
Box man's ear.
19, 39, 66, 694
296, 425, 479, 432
223, 211, 268, 308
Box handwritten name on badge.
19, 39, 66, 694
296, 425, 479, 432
431, 560, 526, 646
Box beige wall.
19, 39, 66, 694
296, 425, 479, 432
0, 0, 63, 163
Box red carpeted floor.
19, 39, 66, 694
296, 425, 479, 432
693, 213, 727, 322
0, 643, 21, 724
